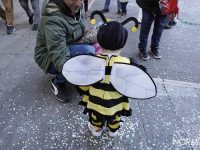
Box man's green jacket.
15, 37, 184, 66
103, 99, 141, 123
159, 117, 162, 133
34, 0, 86, 73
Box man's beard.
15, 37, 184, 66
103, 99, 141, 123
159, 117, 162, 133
71, 6, 80, 14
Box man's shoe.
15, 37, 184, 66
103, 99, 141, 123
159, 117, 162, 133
150, 49, 162, 59
164, 25, 171, 29
138, 50, 150, 61
32, 24, 38, 31
169, 21, 177, 26
51, 79, 72, 103
100, 9, 109, 13
6, 26, 15, 34
29, 13, 33, 25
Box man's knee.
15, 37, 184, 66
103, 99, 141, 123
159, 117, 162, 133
84, 45, 95, 54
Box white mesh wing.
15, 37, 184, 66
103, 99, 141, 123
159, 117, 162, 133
62, 55, 106, 86
110, 63, 157, 99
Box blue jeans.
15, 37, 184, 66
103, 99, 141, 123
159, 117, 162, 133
138, 9, 167, 51
48, 44, 95, 83
104, 0, 121, 12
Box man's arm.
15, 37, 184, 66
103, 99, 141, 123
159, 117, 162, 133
44, 18, 70, 72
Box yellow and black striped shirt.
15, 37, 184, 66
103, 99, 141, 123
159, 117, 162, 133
79, 54, 132, 120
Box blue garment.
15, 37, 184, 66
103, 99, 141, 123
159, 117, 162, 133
48, 44, 95, 83
104, 0, 121, 12
138, 9, 167, 51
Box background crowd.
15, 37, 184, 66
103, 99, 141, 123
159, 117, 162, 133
0, 0, 40, 34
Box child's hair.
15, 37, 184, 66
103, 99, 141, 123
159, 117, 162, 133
97, 21, 128, 51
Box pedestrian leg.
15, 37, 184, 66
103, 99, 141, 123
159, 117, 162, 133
84, 0, 88, 12
2, 0, 15, 34
2, 0, 14, 26
19, 0, 33, 25
151, 14, 167, 50
138, 9, 154, 60
30, 0, 40, 30
138, 9, 154, 50
117, 0, 121, 13
120, 2, 128, 16
150, 14, 167, 59
102, 0, 110, 12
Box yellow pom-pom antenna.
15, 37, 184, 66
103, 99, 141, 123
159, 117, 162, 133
106, 18, 111, 22
132, 26, 137, 32
90, 19, 96, 25
121, 17, 139, 33
90, 11, 108, 24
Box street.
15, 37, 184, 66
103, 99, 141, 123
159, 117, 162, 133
0, 0, 200, 149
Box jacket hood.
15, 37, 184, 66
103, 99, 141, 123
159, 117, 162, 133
41, 0, 59, 15
41, 0, 82, 18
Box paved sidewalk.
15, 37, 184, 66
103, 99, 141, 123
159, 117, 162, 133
0, 0, 200, 150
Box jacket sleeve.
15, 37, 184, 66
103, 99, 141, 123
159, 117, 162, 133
136, 0, 160, 13
44, 18, 70, 72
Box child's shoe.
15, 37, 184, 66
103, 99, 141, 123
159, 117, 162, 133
109, 130, 118, 137
88, 122, 104, 137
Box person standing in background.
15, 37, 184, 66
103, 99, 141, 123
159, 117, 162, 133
101, 0, 121, 14
84, 0, 90, 16
34, 0, 95, 103
19, 0, 40, 31
136, 0, 167, 60
119, 0, 128, 16
0, 0, 15, 34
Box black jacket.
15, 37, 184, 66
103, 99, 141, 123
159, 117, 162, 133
136, 0, 160, 13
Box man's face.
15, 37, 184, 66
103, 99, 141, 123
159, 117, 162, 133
64, 0, 83, 15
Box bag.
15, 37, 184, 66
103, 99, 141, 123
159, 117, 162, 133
159, 0, 179, 15
77, 28, 98, 44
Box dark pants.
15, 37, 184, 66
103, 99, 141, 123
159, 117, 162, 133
104, 0, 121, 12
138, 9, 167, 51
120, 2, 128, 13
47, 44, 95, 84
84, 0, 88, 12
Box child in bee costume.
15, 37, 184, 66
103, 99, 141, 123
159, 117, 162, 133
62, 11, 157, 137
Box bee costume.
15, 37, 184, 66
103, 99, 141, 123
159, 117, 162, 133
62, 11, 157, 133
